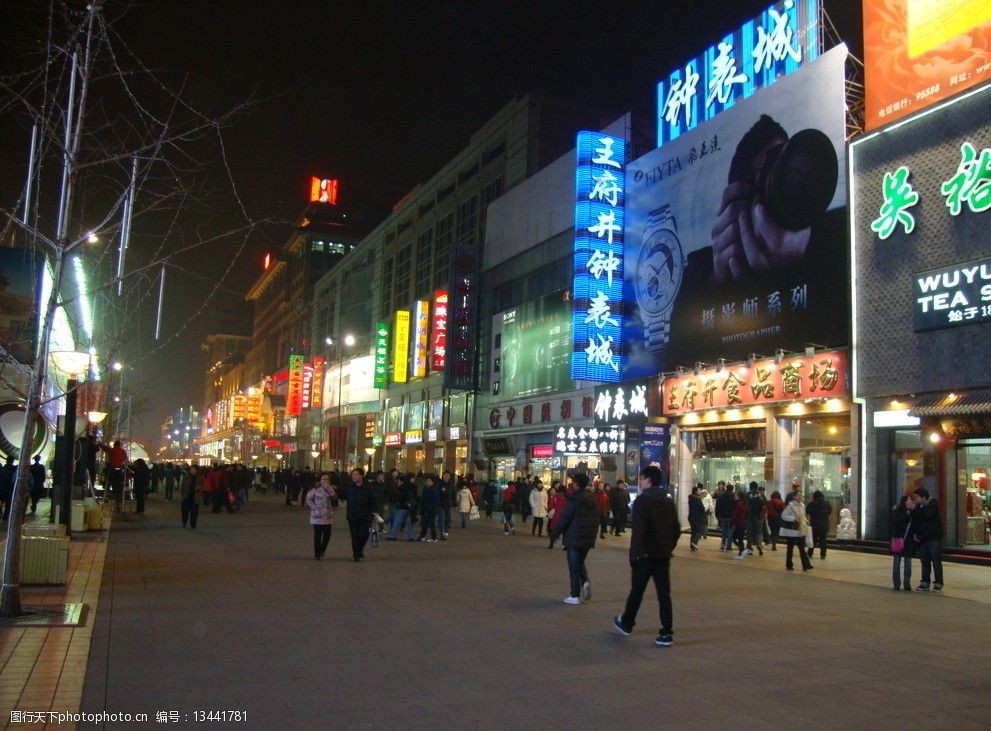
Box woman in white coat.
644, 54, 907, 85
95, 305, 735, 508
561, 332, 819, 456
529, 481, 549, 537
779, 486, 813, 571
456, 483, 476, 529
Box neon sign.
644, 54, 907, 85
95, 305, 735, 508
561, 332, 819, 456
392, 311, 410, 383
656, 0, 821, 146
431, 290, 448, 371
571, 131, 625, 382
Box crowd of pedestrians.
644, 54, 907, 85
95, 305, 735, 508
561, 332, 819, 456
107, 456, 953, 648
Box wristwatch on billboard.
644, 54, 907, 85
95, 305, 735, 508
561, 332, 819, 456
634, 203, 684, 350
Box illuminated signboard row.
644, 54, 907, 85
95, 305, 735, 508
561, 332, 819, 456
656, 0, 821, 146
571, 131, 626, 383
661, 350, 848, 415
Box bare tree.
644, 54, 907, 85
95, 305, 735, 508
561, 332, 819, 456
0, 1, 259, 618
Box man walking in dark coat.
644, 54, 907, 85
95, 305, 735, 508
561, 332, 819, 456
550, 473, 599, 605
613, 465, 681, 647
340, 467, 377, 561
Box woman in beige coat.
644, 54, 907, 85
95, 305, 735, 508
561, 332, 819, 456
779, 487, 813, 571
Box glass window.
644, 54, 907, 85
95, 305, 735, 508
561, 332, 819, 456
415, 229, 433, 299
958, 440, 991, 549
395, 244, 412, 309
434, 213, 453, 287
456, 196, 478, 246
382, 257, 395, 317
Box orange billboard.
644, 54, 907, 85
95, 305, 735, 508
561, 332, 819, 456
865, 0, 991, 130
309, 177, 339, 205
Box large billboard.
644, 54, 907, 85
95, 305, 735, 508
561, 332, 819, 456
392, 310, 410, 384
625, 45, 848, 379
0, 247, 42, 364
657, 0, 821, 147
496, 291, 572, 401
850, 82, 991, 397
864, 0, 991, 131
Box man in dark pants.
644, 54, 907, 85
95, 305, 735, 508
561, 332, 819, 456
912, 487, 944, 592
613, 465, 681, 647
29, 456, 46, 515
549, 473, 599, 605
99, 440, 129, 513
340, 467, 377, 561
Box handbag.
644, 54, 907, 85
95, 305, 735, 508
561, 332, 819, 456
780, 520, 798, 530
890, 537, 905, 553
469, 505, 480, 520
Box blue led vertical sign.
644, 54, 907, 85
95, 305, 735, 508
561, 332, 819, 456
657, 0, 821, 146
571, 131, 626, 383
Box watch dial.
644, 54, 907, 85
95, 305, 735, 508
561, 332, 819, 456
636, 229, 683, 314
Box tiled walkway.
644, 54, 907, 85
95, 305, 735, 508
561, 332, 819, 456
0, 520, 109, 731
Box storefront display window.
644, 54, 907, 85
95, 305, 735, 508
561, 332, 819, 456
957, 440, 991, 549
787, 418, 851, 534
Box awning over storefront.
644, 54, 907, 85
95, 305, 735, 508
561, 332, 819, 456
910, 390, 991, 417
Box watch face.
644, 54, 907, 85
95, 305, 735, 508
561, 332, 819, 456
635, 227, 683, 314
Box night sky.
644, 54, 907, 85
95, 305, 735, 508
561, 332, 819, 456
0, 1, 863, 446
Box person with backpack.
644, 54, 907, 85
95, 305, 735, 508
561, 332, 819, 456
501, 481, 517, 535
613, 465, 681, 647
714, 482, 735, 551
746, 482, 766, 556
549, 473, 599, 605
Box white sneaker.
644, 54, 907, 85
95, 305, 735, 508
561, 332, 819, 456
443, 532, 449, 537
581, 581, 591, 601
562, 596, 581, 605
734, 553, 746, 560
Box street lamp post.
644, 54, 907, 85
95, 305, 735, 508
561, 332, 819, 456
364, 446, 376, 474
50, 350, 91, 535
327, 334, 355, 472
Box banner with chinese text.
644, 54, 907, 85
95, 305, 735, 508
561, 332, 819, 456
661, 350, 848, 415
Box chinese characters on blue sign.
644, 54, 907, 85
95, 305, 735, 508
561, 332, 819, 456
656, 0, 820, 146
572, 131, 626, 382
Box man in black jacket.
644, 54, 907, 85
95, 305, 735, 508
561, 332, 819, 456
912, 487, 943, 591
340, 468, 378, 561
550, 473, 599, 605
614, 465, 681, 647
714, 481, 735, 551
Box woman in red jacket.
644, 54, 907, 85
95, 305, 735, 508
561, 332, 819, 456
731, 491, 750, 559
547, 482, 567, 549
766, 490, 786, 551
593, 482, 611, 539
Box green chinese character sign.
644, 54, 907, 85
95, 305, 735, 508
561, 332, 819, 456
373, 321, 389, 389
871, 165, 918, 240
941, 141, 991, 216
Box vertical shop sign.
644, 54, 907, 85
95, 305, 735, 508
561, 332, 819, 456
301, 362, 314, 409
392, 311, 411, 383
431, 290, 448, 371
413, 299, 430, 378
286, 354, 305, 417
311, 356, 326, 408
444, 245, 479, 391
572, 131, 626, 382
374, 321, 390, 389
